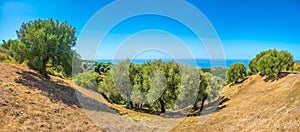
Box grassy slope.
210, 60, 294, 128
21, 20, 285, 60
172, 74, 300, 131
0, 63, 102, 131
1, 63, 299, 131
0, 63, 178, 131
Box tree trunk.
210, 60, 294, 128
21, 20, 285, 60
41, 58, 49, 79
200, 96, 207, 112
192, 96, 201, 111
159, 98, 165, 113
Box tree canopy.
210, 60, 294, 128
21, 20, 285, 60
93, 60, 224, 113
226, 62, 247, 84
15, 19, 76, 78
249, 49, 294, 78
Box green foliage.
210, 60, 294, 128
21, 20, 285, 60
249, 49, 294, 78
98, 70, 125, 104
201, 67, 226, 80
47, 67, 65, 79
211, 67, 226, 80
294, 63, 300, 72
176, 64, 199, 109
94, 62, 112, 74
9, 40, 29, 63
98, 60, 224, 113
72, 52, 83, 75
0, 45, 14, 63
111, 59, 133, 102
16, 19, 76, 78
226, 62, 247, 84
0, 40, 11, 49
74, 71, 98, 91
206, 76, 223, 101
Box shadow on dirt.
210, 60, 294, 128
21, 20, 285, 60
15, 71, 118, 114
160, 96, 230, 118
263, 72, 291, 82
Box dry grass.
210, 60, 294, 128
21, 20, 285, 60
1, 63, 300, 131
0, 63, 179, 131
171, 74, 300, 131
0, 63, 102, 131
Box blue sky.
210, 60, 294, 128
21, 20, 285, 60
1, 0, 300, 60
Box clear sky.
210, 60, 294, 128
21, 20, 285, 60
1, 0, 300, 60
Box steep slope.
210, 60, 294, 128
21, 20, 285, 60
172, 73, 300, 131
0, 63, 102, 131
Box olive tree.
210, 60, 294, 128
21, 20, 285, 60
16, 19, 76, 78
226, 62, 247, 84
249, 49, 294, 78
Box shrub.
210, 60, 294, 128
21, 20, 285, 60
73, 71, 98, 91
226, 62, 247, 84
249, 49, 294, 78
294, 62, 300, 72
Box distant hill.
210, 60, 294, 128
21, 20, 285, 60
172, 73, 300, 131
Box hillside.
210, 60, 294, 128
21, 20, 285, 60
0, 63, 102, 131
0, 63, 180, 131
172, 73, 300, 131
1, 63, 300, 131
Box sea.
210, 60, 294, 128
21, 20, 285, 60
97, 59, 251, 69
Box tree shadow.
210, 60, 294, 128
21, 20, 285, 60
229, 77, 249, 87
14, 71, 118, 114
263, 72, 290, 82
219, 96, 230, 106
130, 107, 161, 115
187, 96, 229, 117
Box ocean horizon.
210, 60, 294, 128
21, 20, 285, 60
96, 59, 300, 68
96, 59, 252, 68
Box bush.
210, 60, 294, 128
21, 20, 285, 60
294, 62, 300, 72
249, 49, 294, 78
0, 47, 15, 63
226, 62, 247, 84
46, 67, 65, 79
73, 71, 98, 91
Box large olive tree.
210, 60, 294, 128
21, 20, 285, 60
17, 19, 76, 78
